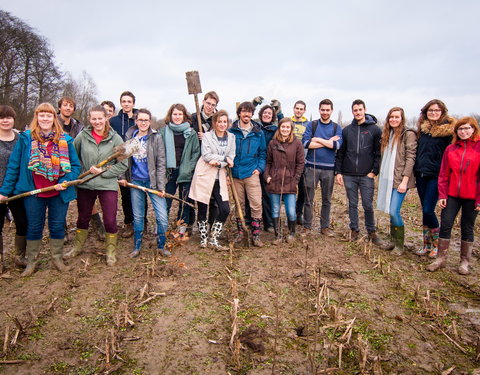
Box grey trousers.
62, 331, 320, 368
343, 175, 376, 233
303, 166, 335, 229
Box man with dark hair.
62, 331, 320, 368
229, 101, 267, 247
291, 100, 309, 225
302, 99, 342, 236
57, 96, 83, 138
101, 100, 116, 120
335, 99, 390, 248
109, 91, 138, 238
191, 91, 219, 139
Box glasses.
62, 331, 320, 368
458, 126, 473, 132
204, 101, 217, 108
137, 119, 150, 123
427, 109, 442, 113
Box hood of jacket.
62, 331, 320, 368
351, 114, 377, 127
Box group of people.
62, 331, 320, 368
0, 91, 478, 277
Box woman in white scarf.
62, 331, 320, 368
376, 107, 417, 255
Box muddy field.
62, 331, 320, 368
0, 188, 478, 375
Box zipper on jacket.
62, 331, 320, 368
355, 125, 360, 173
457, 141, 467, 196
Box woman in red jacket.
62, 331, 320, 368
427, 117, 480, 274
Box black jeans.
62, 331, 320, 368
0, 198, 27, 236
439, 196, 478, 241
119, 185, 134, 224
165, 168, 192, 225
197, 181, 230, 223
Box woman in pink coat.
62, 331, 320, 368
189, 110, 235, 250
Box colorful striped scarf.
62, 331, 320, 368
28, 132, 71, 181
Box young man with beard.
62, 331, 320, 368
229, 102, 267, 247
109, 91, 138, 238
57, 97, 84, 138
302, 99, 342, 236
291, 100, 309, 226
335, 99, 390, 248
191, 91, 219, 140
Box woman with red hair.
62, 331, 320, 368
427, 117, 480, 274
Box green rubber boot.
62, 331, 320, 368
20, 240, 42, 277
391, 225, 405, 256
63, 228, 88, 260
51, 238, 69, 272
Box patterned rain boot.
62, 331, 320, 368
429, 228, 440, 258
251, 218, 264, 247
198, 220, 209, 248
415, 226, 431, 256
209, 221, 228, 251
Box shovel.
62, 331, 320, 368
185, 71, 203, 134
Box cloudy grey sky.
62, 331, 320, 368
2, 0, 479, 123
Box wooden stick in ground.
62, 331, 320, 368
227, 168, 250, 237
78, 137, 141, 179
2, 168, 109, 203
122, 182, 195, 209
185, 71, 203, 134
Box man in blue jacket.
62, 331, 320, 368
302, 99, 342, 236
109, 91, 138, 238
335, 99, 390, 248
229, 101, 267, 247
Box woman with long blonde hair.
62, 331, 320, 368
0, 103, 81, 277
376, 107, 417, 255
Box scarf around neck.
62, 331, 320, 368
164, 122, 192, 169
28, 132, 71, 181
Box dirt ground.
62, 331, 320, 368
0, 188, 479, 375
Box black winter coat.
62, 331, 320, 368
335, 114, 382, 176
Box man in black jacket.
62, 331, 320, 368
335, 99, 389, 248
191, 91, 219, 140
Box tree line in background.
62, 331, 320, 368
0, 10, 98, 127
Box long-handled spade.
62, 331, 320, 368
121, 182, 195, 209
78, 137, 141, 179
185, 71, 203, 134
227, 168, 250, 247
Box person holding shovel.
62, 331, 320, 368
0, 105, 28, 268
118, 108, 170, 258
0, 103, 81, 277
160, 104, 200, 237
64, 105, 128, 266
189, 110, 235, 250
264, 118, 305, 243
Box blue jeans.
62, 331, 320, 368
23, 195, 69, 240
389, 188, 406, 227
165, 168, 192, 225
269, 193, 297, 222
416, 175, 439, 228
130, 180, 168, 248
343, 175, 375, 233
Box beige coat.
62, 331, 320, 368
188, 131, 235, 205
393, 129, 417, 189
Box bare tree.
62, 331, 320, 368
61, 71, 98, 125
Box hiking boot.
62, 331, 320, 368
13, 235, 27, 268
50, 238, 69, 272
368, 231, 393, 250
21, 240, 42, 277
321, 227, 335, 237
391, 225, 405, 256
121, 223, 133, 238
209, 221, 228, 251
158, 248, 172, 257
198, 220, 209, 248
63, 228, 88, 260
105, 233, 118, 266
350, 230, 360, 242
458, 240, 473, 275
427, 238, 449, 272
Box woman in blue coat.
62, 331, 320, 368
0, 103, 81, 277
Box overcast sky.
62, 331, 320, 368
2, 0, 479, 123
